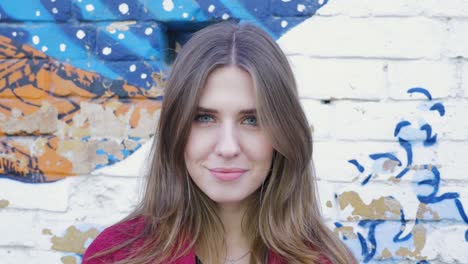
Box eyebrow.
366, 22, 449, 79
196, 106, 257, 115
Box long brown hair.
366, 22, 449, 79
88, 22, 356, 264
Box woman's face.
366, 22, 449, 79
184, 66, 274, 207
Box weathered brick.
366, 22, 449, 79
0, 1, 71, 22
95, 22, 166, 61
316, 0, 468, 17
278, 17, 446, 59
72, 0, 143, 21
462, 62, 468, 98
387, 60, 458, 100
421, 223, 468, 262
300, 99, 333, 140
0, 178, 70, 211
446, 20, 468, 58
290, 56, 386, 100
0, 248, 68, 264
334, 100, 468, 141
271, 0, 324, 17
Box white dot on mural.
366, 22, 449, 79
297, 4, 306, 12
144, 27, 153, 35
51, 0, 56, 2
222, 13, 230, 20
52, 7, 58, 14
282, 0, 292, 2
118, 33, 125, 39
76, 30, 86, 39
41, 46, 48, 52
182, 12, 189, 18
36, 10, 41, 16
208, 5, 215, 13
60, 43, 66, 52
318, 0, 324, 4
163, 0, 174, 12
12, 32, 17, 37
119, 3, 129, 14
32, 35, 40, 45
86, 4, 95, 12
281, 20, 288, 28
141, 73, 147, 79
129, 64, 136, 72
102, 47, 112, 55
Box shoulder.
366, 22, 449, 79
82, 216, 146, 264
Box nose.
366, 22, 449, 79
214, 122, 241, 158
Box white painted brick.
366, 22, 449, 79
0, 178, 72, 212
316, 0, 468, 17
0, 211, 38, 247
316, 180, 338, 220
427, 0, 468, 17
290, 56, 386, 100
316, 0, 424, 17
387, 60, 458, 100
334, 100, 468, 141
67, 175, 140, 220
314, 141, 398, 182
300, 99, 333, 140
446, 20, 468, 58
313, 141, 445, 183
437, 142, 468, 180
422, 223, 468, 263
462, 61, 468, 98
0, 248, 69, 264
278, 17, 445, 59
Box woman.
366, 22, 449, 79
83, 22, 356, 264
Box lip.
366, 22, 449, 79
209, 168, 248, 181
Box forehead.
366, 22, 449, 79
198, 66, 257, 110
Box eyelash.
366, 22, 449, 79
194, 113, 258, 126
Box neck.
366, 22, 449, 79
217, 202, 251, 259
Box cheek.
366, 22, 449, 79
185, 129, 213, 164
242, 133, 274, 166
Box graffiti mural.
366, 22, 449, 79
0, 35, 163, 182
0, 0, 328, 183
334, 88, 468, 263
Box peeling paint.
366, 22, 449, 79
61, 255, 78, 264
1, 103, 58, 135
42, 228, 53, 235
0, 199, 9, 208
395, 224, 427, 260
382, 159, 399, 172
417, 203, 440, 220
106, 21, 137, 32
51, 226, 99, 254
334, 225, 357, 239
338, 191, 402, 220
380, 248, 392, 259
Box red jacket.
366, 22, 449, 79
82, 217, 333, 264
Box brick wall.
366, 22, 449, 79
0, 0, 467, 263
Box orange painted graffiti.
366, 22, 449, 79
0, 36, 163, 183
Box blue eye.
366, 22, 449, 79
195, 114, 214, 123
243, 116, 258, 126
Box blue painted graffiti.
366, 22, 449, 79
0, 0, 327, 90
341, 87, 468, 262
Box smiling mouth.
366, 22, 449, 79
208, 168, 247, 181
